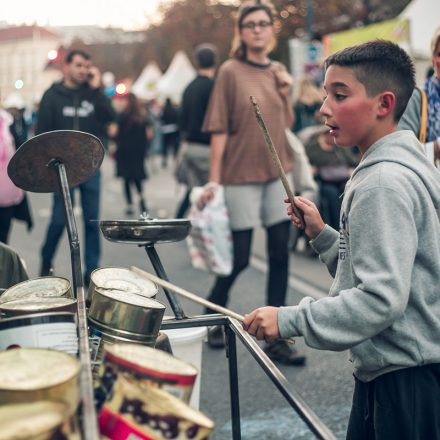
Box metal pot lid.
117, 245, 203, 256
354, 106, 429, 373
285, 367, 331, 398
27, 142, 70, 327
0, 277, 72, 304
7, 130, 104, 193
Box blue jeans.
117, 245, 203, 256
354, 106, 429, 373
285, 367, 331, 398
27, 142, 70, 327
41, 172, 101, 283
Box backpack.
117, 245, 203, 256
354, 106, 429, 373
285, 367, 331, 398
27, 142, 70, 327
0, 110, 24, 207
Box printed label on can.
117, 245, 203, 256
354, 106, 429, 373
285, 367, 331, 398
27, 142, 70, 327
99, 406, 153, 440
0, 323, 78, 355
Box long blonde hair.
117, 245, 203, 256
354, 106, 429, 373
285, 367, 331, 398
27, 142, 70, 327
229, 0, 277, 60
293, 77, 324, 106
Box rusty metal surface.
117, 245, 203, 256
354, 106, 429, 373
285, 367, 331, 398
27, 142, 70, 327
7, 130, 104, 193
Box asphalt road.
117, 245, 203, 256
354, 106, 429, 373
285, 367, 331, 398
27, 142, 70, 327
8, 153, 353, 440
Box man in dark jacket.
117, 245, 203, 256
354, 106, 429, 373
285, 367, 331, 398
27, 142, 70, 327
37, 49, 116, 286
175, 44, 217, 218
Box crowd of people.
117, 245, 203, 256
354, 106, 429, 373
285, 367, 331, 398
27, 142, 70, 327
1, 2, 440, 437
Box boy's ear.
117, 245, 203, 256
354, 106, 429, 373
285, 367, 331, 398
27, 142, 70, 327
377, 91, 395, 119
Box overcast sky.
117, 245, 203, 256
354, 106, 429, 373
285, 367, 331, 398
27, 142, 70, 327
2, 0, 162, 29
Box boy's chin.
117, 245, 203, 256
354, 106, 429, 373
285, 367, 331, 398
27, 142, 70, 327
334, 140, 355, 149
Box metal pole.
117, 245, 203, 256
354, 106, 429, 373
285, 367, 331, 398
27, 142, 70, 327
144, 244, 186, 319
225, 326, 241, 440
49, 159, 99, 440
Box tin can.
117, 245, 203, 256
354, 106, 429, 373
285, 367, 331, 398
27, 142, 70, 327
0, 401, 69, 440
88, 267, 158, 302
89, 287, 165, 335
0, 348, 80, 415
99, 375, 214, 440
99, 343, 198, 404
0, 277, 72, 304
89, 316, 157, 377
0, 297, 77, 317
0, 312, 78, 355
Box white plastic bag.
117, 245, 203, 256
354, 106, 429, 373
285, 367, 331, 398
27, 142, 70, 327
187, 185, 233, 276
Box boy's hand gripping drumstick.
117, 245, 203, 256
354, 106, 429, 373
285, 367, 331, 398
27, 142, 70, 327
250, 96, 305, 229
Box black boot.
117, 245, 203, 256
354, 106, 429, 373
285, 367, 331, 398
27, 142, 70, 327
264, 340, 306, 366
207, 326, 225, 349
40, 261, 53, 277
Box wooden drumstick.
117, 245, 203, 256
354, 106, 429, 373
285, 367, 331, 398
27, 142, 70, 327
250, 96, 305, 229
131, 266, 244, 321
131, 266, 295, 344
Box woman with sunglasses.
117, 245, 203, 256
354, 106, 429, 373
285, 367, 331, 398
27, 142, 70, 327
202, 0, 305, 365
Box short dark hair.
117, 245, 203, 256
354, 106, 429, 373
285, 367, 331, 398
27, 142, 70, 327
324, 40, 415, 121
194, 44, 217, 69
65, 49, 91, 64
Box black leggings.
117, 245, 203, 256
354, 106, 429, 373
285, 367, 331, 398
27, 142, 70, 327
123, 178, 143, 205
207, 220, 290, 310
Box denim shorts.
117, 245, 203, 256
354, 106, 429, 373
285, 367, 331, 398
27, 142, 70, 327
224, 174, 291, 231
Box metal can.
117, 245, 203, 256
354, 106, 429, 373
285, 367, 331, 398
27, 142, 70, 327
98, 343, 198, 404
0, 277, 72, 304
0, 297, 77, 317
0, 401, 69, 440
99, 375, 214, 440
88, 267, 158, 302
0, 312, 78, 355
0, 348, 81, 415
89, 316, 157, 377
88, 287, 165, 335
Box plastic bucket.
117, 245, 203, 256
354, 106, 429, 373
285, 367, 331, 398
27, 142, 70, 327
161, 325, 207, 409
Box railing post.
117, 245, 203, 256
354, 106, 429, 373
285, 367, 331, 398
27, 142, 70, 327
225, 325, 241, 440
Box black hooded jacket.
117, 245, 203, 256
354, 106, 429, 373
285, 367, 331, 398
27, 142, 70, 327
36, 81, 115, 142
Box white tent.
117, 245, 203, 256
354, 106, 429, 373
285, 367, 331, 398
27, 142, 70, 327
156, 51, 196, 104
132, 62, 163, 100
399, 0, 439, 58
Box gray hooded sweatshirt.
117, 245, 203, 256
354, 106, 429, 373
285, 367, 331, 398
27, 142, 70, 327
278, 130, 440, 382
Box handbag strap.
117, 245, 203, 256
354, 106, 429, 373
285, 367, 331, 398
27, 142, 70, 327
419, 87, 428, 144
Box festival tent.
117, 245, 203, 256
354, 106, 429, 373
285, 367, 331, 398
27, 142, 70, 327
156, 51, 196, 104
399, 0, 438, 58
132, 62, 163, 100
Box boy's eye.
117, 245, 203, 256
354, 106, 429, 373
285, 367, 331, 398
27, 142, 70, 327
335, 93, 346, 101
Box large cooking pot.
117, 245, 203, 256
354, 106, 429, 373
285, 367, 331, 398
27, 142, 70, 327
99, 217, 191, 245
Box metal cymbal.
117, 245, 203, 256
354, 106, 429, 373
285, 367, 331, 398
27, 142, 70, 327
8, 130, 104, 193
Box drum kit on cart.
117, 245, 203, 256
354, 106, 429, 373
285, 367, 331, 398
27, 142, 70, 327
1, 130, 336, 440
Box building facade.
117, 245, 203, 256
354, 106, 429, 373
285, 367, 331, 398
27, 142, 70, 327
0, 25, 61, 108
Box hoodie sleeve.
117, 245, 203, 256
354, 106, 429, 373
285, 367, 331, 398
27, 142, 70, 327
309, 224, 340, 277
278, 186, 417, 350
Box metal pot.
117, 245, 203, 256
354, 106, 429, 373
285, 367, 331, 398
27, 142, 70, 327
99, 217, 191, 245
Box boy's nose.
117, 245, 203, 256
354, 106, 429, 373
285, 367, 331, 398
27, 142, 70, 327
319, 99, 330, 118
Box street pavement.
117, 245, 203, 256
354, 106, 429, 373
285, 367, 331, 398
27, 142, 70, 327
8, 152, 353, 439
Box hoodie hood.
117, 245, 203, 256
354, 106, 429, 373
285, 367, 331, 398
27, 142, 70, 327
352, 129, 440, 209
49, 81, 90, 97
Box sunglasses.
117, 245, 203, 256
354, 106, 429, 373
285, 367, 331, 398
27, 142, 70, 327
240, 20, 273, 30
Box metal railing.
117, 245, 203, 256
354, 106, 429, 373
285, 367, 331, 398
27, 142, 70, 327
161, 314, 336, 440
